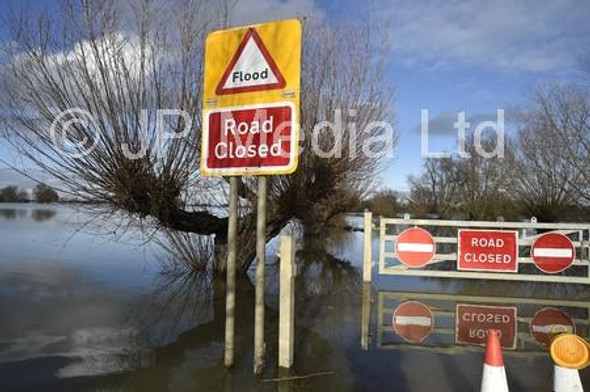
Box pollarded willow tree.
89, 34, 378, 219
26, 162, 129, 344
0, 0, 396, 274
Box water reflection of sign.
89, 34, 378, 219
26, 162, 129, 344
530, 307, 575, 346
455, 304, 517, 349
530, 232, 575, 274
392, 301, 434, 343
395, 227, 436, 268
457, 230, 518, 273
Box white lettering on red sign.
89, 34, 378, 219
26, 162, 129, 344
202, 102, 297, 175
457, 229, 519, 272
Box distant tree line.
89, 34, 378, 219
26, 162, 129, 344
0, 184, 59, 203
360, 189, 403, 217
0, 186, 29, 203
404, 84, 590, 222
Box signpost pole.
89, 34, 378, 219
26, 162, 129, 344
254, 176, 267, 375
224, 176, 239, 368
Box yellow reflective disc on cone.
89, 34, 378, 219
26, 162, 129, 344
550, 334, 590, 369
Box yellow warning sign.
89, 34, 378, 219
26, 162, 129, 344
203, 19, 301, 109
201, 19, 302, 177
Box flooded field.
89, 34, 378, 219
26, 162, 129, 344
1, 204, 589, 391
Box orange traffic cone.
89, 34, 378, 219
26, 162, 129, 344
481, 329, 509, 392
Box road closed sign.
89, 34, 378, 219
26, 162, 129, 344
455, 304, 517, 349
202, 102, 296, 174
201, 19, 301, 176
458, 230, 519, 273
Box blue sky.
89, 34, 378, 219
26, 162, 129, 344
1, 0, 589, 191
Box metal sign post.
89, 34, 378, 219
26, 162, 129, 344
224, 176, 239, 367
202, 19, 301, 374
254, 176, 267, 375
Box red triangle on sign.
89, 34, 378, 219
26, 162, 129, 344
216, 28, 286, 95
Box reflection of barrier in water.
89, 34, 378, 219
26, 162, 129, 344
392, 300, 434, 343
363, 211, 590, 285
530, 307, 576, 347
362, 290, 590, 358
456, 304, 517, 349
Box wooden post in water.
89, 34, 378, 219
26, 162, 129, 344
279, 235, 295, 368
363, 209, 373, 283
254, 176, 267, 375
361, 282, 371, 350
224, 177, 238, 368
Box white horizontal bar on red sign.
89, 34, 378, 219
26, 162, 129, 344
532, 248, 573, 258
397, 243, 434, 253
531, 325, 574, 334
394, 316, 432, 326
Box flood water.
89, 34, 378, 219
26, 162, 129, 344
1, 204, 589, 391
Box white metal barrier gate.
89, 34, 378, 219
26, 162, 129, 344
362, 211, 590, 285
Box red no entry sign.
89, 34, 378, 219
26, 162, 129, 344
530, 307, 575, 346
530, 232, 575, 273
395, 227, 435, 268
455, 304, 517, 349
457, 230, 519, 272
392, 301, 434, 343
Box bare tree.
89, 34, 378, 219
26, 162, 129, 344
408, 134, 513, 220
0, 1, 395, 273
526, 85, 590, 207
509, 103, 580, 221
452, 135, 514, 220
407, 158, 457, 216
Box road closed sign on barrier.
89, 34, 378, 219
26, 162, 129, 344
455, 304, 517, 349
458, 230, 519, 273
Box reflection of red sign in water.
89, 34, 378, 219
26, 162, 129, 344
457, 230, 519, 273
392, 301, 434, 343
530, 307, 575, 346
456, 304, 517, 349
395, 227, 436, 268
202, 103, 296, 176
530, 232, 575, 274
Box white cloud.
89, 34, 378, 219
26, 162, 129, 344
414, 106, 522, 134
228, 0, 321, 26
376, 0, 590, 72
